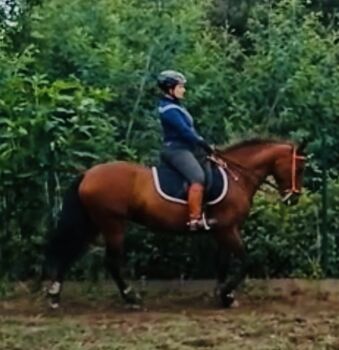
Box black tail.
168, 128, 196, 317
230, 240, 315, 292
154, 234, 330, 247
43, 174, 95, 282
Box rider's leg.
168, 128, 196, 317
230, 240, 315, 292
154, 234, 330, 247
187, 182, 205, 231
161, 147, 206, 230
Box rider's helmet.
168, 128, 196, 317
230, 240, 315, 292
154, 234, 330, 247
157, 70, 187, 93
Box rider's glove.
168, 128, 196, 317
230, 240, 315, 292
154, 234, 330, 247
198, 139, 214, 155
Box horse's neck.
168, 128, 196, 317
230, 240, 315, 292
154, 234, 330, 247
224, 144, 285, 193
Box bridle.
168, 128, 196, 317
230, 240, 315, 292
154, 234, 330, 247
280, 146, 306, 203
209, 146, 305, 203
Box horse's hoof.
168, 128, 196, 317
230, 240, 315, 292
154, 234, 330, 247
49, 300, 60, 310
47, 292, 61, 310
47, 294, 60, 310
122, 286, 142, 306
124, 303, 142, 311
230, 299, 240, 308
221, 294, 235, 308
217, 289, 237, 308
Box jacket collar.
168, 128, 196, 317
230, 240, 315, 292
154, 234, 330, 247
161, 95, 181, 105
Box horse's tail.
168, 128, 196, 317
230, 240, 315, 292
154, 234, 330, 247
43, 174, 95, 281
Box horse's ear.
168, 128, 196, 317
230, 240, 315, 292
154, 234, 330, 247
297, 140, 308, 154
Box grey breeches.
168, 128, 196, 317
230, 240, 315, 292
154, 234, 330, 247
161, 147, 205, 185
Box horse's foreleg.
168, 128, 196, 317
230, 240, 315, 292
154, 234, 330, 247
104, 222, 141, 307
216, 246, 231, 284
215, 247, 237, 308
214, 227, 247, 308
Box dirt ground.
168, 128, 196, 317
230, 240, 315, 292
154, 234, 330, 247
1, 279, 339, 350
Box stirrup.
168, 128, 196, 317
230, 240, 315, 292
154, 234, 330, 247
187, 218, 203, 231
187, 213, 216, 231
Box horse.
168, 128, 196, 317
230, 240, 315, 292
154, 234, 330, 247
43, 138, 306, 309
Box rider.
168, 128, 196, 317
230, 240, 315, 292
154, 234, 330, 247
157, 70, 214, 231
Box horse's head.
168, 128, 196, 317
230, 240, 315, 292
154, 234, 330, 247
272, 142, 306, 205
214, 138, 307, 205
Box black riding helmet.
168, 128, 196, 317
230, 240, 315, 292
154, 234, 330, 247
157, 70, 187, 93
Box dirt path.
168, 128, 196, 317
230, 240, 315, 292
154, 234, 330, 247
1, 280, 339, 349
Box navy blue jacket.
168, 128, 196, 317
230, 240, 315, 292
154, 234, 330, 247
158, 97, 209, 151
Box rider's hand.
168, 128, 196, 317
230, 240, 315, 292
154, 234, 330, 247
204, 143, 214, 155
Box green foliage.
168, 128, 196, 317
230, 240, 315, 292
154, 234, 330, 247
0, 41, 120, 278
250, 179, 339, 278
0, 0, 338, 279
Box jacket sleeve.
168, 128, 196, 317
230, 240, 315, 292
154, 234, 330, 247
160, 107, 206, 145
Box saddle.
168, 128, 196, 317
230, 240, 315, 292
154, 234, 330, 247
152, 158, 228, 206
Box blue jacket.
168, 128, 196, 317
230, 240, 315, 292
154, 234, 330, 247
158, 97, 208, 150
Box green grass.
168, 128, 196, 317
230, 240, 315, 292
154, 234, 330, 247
1, 310, 339, 350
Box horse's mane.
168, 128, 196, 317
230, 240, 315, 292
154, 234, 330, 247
218, 138, 294, 153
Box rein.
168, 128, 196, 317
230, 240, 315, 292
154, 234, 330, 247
209, 146, 305, 198
208, 151, 276, 189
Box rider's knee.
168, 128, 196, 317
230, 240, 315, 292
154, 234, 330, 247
192, 171, 205, 186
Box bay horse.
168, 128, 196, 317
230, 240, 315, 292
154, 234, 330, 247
44, 139, 306, 309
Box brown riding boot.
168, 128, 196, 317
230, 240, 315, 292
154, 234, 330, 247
187, 183, 205, 231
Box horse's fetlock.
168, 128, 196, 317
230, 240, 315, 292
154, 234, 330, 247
48, 281, 62, 296
121, 286, 142, 305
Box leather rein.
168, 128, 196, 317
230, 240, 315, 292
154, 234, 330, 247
208, 146, 305, 200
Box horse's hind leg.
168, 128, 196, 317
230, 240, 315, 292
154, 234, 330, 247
44, 176, 95, 309
44, 227, 92, 309
103, 220, 141, 308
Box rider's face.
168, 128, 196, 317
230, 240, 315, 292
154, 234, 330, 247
171, 84, 186, 99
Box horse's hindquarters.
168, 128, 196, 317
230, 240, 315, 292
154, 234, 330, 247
79, 162, 138, 219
